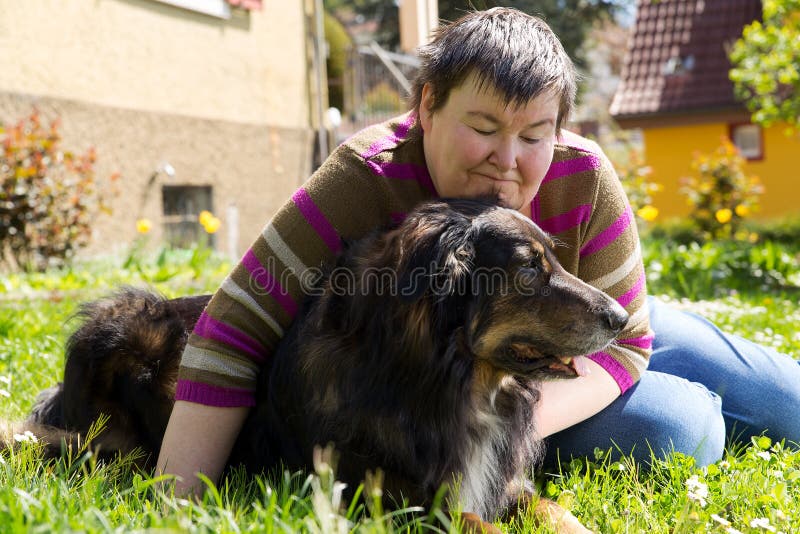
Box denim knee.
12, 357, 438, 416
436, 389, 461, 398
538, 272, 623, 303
648, 296, 800, 445
626, 381, 726, 466
545, 372, 726, 468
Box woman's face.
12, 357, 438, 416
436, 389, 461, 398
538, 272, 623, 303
419, 75, 559, 216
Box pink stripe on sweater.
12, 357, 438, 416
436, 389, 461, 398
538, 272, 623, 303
617, 271, 646, 308
292, 188, 342, 254
366, 160, 437, 195
539, 203, 592, 234
361, 113, 417, 159
175, 379, 256, 407
242, 249, 298, 317
558, 130, 600, 153
543, 155, 601, 184
193, 312, 267, 363
618, 333, 655, 350
530, 196, 541, 225
580, 205, 634, 258
587, 351, 635, 394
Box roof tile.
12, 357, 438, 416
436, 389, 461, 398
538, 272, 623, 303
610, 0, 761, 121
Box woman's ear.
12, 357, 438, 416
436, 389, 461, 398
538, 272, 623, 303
419, 83, 434, 132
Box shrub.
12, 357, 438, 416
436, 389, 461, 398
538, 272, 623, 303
363, 81, 404, 114
611, 143, 662, 225
0, 110, 118, 271
325, 11, 351, 112
642, 237, 799, 299
679, 138, 764, 240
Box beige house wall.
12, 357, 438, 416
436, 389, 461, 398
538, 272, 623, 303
0, 93, 313, 259
0, 0, 310, 128
0, 0, 323, 260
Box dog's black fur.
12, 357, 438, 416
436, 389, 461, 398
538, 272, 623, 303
8, 198, 628, 529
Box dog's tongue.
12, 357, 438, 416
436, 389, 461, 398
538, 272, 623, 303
571, 356, 590, 377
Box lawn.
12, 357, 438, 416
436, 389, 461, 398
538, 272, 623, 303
1, 238, 798, 533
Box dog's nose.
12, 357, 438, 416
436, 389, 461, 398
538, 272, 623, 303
603, 304, 629, 333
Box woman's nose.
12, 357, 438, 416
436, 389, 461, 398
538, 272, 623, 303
488, 137, 518, 172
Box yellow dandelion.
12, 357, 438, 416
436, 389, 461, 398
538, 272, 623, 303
735, 204, 750, 217
136, 218, 152, 234
198, 210, 214, 226
637, 205, 659, 222
748, 232, 759, 243
202, 216, 221, 234
715, 208, 733, 224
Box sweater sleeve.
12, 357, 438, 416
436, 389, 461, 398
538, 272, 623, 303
578, 153, 652, 394
175, 144, 392, 406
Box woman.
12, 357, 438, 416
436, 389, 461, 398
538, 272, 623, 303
157, 7, 800, 497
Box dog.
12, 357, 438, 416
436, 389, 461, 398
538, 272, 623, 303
5, 198, 628, 533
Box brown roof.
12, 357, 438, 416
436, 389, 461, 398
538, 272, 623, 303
610, 0, 762, 127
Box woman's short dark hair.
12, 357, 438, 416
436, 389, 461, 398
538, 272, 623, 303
410, 7, 577, 133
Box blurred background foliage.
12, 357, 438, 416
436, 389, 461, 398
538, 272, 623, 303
1, 111, 118, 272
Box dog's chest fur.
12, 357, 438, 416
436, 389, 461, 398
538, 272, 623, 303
459, 375, 542, 519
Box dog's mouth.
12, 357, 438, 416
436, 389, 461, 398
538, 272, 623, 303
504, 342, 585, 378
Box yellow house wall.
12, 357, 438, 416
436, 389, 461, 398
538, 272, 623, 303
643, 123, 800, 220
0, 0, 310, 129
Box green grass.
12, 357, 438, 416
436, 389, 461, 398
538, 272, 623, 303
1, 239, 799, 533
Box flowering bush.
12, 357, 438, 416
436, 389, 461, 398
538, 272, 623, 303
680, 138, 764, 240
612, 144, 662, 224
1, 110, 118, 270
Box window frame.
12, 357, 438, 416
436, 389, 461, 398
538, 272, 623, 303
161, 184, 216, 249
151, 0, 231, 19
728, 122, 764, 162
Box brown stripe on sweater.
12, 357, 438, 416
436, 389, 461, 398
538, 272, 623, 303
177, 365, 256, 391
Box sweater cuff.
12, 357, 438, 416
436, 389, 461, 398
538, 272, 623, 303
175, 379, 256, 407
587, 351, 635, 394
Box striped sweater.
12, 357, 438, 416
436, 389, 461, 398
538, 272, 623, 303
176, 111, 652, 407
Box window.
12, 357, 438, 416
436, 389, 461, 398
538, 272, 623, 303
730, 123, 763, 161
162, 185, 215, 248
152, 0, 231, 19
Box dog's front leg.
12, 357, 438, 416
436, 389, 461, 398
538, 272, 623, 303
503, 482, 594, 534
458, 511, 503, 534
530, 496, 594, 534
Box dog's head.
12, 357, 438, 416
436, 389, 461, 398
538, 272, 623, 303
392, 198, 629, 379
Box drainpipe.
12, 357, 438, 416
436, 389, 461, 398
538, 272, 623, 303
313, 0, 329, 163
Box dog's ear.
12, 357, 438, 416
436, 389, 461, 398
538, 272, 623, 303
396, 214, 475, 302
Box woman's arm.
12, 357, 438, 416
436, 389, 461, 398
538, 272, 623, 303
534, 358, 620, 437
157, 135, 408, 495
157, 401, 250, 497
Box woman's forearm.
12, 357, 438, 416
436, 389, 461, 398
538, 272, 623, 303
534, 358, 621, 438
157, 401, 250, 497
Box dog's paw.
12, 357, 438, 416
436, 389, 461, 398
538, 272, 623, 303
533, 497, 594, 533
459, 512, 503, 534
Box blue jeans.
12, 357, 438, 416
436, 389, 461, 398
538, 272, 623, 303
545, 297, 800, 467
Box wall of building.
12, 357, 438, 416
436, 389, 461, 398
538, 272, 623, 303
0, 93, 313, 259
1, 0, 321, 259
0, 0, 310, 128
643, 122, 800, 220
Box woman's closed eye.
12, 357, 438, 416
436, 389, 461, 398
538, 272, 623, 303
472, 127, 494, 136
471, 127, 541, 145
